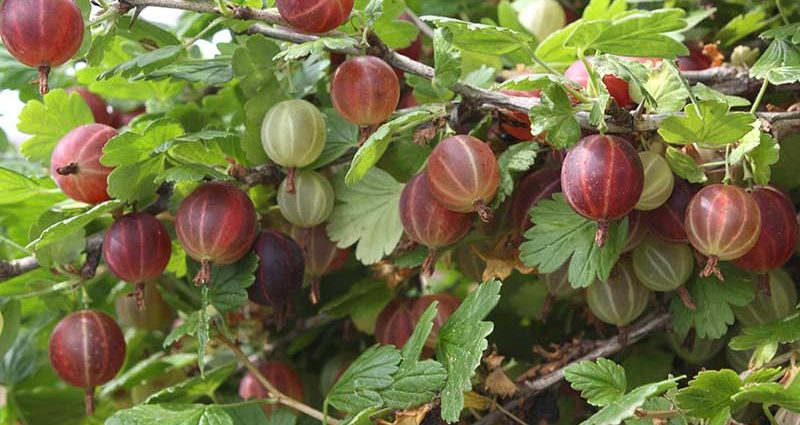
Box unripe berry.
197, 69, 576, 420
632, 235, 693, 292
277, 170, 335, 228
586, 260, 650, 327
635, 152, 674, 211
733, 268, 797, 327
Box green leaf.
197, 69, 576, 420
99, 45, 184, 80
321, 279, 394, 334
26, 200, 123, 250
275, 37, 358, 62
747, 133, 780, 185
106, 403, 233, 425
17, 89, 95, 165
657, 101, 756, 147
692, 83, 750, 108
729, 312, 800, 350
143, 56, 234, 86
326, 345, 402, 414
519, 194, 627, 288
0, 168, 59, 205
421, 16, 534, 56
664, 147, 707, 184
592, 55, 657, 109
432, 28, 463, 89
327, 168, 405, 264
643, 63, 688, 114
164, 311, 202, 349
582, 0, 627, 20
670, 265, 755, 339
308, 109, 359, 169
382, 360, 447, 410
437, 279, 502, 423
564, 358, 627, 407
581, 377, 681, 425
145, 363, 237, 404
346, 109, 437, 185
107, 156, 166, 205
535, 22, 580, 71
187, 254, 258, 312
232, 35, 283, 98
0, 300, 21, 360
735, 376, 800, 412
495, 142, 538, 206
716, 10, 770, 48
750, 39, 800, 85
566, 9, 688, 58
675, 369, 741, 420
529, 83, 581, 149
400, 302, 438, 365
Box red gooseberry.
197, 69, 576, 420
50, 124, 117, 204
239, 362, 305, 416
249, 230, 305, 328
498, 89, 540, 141
288, 225, 349, 304
111, 106, 146, 128
331, 56, 400, 126
510, 167, 561, 232
66, 88, 113, 126
276, 0, 354, 34
410, 293, 460, 349
375, 298, 415, 347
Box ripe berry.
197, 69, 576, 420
646, 177, 695, 243
375, 298, 415, 347
331, 56, 400, 126
277, 170, 334, 228
632, 235, 693, 292
635, 152, 674, 211
517, 0, 566, 41
586, 260, 650, 327
66, 88, 112, 126
565, 59, 633, 107
50, 124, 117, 204
288, 225, 348, 304
427, 135, 501, 222
49, 310, 126, 416
249, 231, 305, 328
621, 210, 648, 253
733, 186, 799, 285
733, 268, 797, 327
399, 173, 472, 275
561, 135, 644, 246
103, 213, 172, 309
115, 282, 174, 331
0, 0, 84, 95
684, 184, 761, 280
261, 99, 326, 193
175, 182, 258, 285
498, 89, 540, 141
239, 362, 304, 416
410, 293, 460, 349
510, 168, 561, 232
276, 0, 354, 34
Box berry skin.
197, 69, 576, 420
621, 210, 648, 253
646, 177, 695, 243
498, 89, 540, 141
517, 0, 566, 41
103, 213, 172, 309
49, 310, 126, 416
733, 268, 798, 327
426, 135, 501, 222
277, 170, 335, 228
239, 362, 305, 416
510, 168, 561, 232
635, 151, 674, 211
561, 134, 644, 246
668, 334, 725, 365
684, 184, 761, 280
375, 298, 415, 348
50, 124, 117, 204
632, 235, 693, 292
331, 56, 400, 126
175, 182, 258, 285
399, 173, 472, 275
0, 0, 84, 94
586, 260, 650, 327
249, 231, 305, 328
276, 0, 354, 34
410, 293, 461, 349
66, 88, 113, 126
288, 225, 349, 304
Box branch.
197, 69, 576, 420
474, 312, 671, 425
682, 66, 800, 96
0, 256, 39, 281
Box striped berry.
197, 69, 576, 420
632, 235, 693, 292
277, 170, 334, 228
510, 167, 561, 232
331, 56, 400, 126
51, 124, 117, 205
733, 268, 797, 326
249, 231, 305, 328
276, 0, 354, 34
635, 151, 674, 211
288, 225, 348, 304
586, 260, 650, 327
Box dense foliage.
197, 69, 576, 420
0, 0, 800, 424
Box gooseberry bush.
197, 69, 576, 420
2, 0, 800, 424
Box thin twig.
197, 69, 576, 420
403, 8, 434, 39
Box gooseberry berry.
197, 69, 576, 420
668, 333, 725, 365
517, 0, 566, 41
261, 99, 326, 192
397, 13, 423, 61
498, 89, 540, 141
426, 135, 501, 222
621, 210, 648, 253
510, 168, 561, 232
375, 298, 415, 347
277, 170, 335, 228
103, 212, 172, 308
249, 230, 305, 328
565, 59, 632, 107
733, 268, 797, 327
646, 177, 695, 243
111, 106, 146, 128
410, 293, 460, 348
0, 0, 84, 95
288, 225, 348, 304
331, 56, 400, 126
454, 245, 486, 282
66, 88, 112, 126
586, 260, 650, 327
175, 182, 258, 285
635, 151, 674, 211
49, 310, 126, 416
684, 184, 761, 280
276, 0, 354, 34
399, 173, 472, 275
50, 124, 117, 204
115, 282, 175, 331
561, 134, 644, 246
632, 234, 693, 292
239, 361, 305, 416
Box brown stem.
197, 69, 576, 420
474, 199, 494, 223
700, 256, 724, 281
676, 286, 697, 310
757, 273, 772, 296
133, 282, 146, 311
193, 259, 212, 286
85, 386, 95, 417
285, 167, 296, 194
422, 249, 438, 276
37, 66, 50, 96
56, 162, 79, 176
595, 220, 609, 247
617, 325, 629, 347
310, 278, 321, 305
80, 237, 103, 281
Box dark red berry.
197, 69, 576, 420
565, 58, 660, 108
427, 135, 501, 222
510, 168, 561, 232
399, 173, 472, 275
646, 177, 695, 243
677, 43, 711, 71
499, 89, 540, 141
49, 310, 126, 416
103, 212, 171, 309
50, 124, 117, 204
561, 134, 644, 246
288, 225, 348, 304
410, 293, 460, 349
375, 298, 415, 348
66, 88, 112, 126
175, 182, 258, 285
331, 56, 400, 126
239, 362, 305, 416
276, 0, 354, 34
0, 0, 84, 95
249, 230, 305, 328
685, 184, 762, 280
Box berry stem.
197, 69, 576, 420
134, 282, 146, 311
595, 220, 609, 247
37, 66, 50, 96
757, 273, 772, 297
310, 278, 321, 305
676, 286, 697, 311
286, 167, 296, 194
193, 259, 212, 286
85, 386, 95, 417
422, 249, 438, 276
474, 199, 494, 223
56, 162, 79, 175
700, 256, 724, 281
